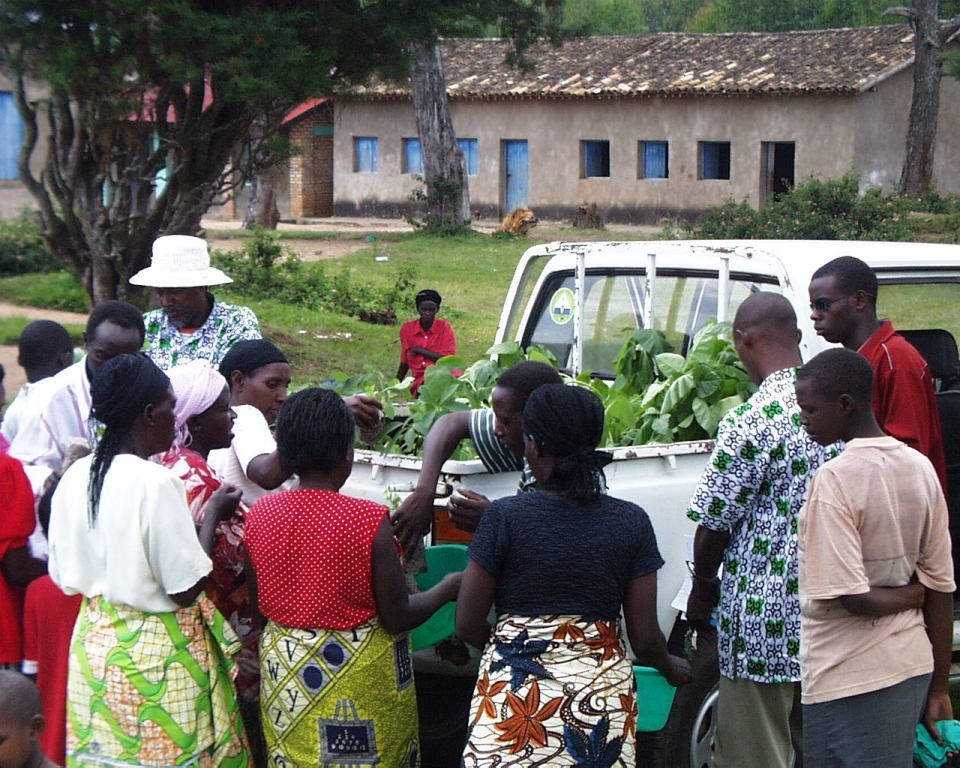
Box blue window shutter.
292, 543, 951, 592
457, 139, 478, 175
354, 137, 379, 173
402, 138, 423, 174
0, 93, 24, 180
582, 140, 610, 178
643, 141, 668, 179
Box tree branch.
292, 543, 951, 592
884, 6, 917, 19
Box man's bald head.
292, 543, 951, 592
733, 292, 802, 384
0, 670, 41, 725
734, 292, 798, 339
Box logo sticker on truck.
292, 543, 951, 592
549, 287, 576, 325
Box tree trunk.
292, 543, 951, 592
893, 1, 960, 195
408, 40, 471, 231
243, 172, 281, 229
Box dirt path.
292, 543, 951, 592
0, 302, 88, 399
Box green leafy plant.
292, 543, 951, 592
0, 211, 62, 276
330, 326, 754, 456
690, 172, 912, 241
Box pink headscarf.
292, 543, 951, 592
166, 359, 228, 448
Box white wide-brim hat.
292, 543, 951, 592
129, 235, 232, 288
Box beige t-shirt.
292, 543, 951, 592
798, 436, 955, 704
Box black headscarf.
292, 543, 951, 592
218, 339, 288, 380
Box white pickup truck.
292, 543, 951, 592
342, 239, 960, 768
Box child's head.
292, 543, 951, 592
275, 388, 355, 481
522, 383, 609, 501
0, 671, 45, 768
795, 347, 874, 445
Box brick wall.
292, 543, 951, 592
288, 103, 334, 218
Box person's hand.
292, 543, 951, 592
392, 488, 436, 558
663, 654, 692, 687
441, 571, 463, 602
924, 688, 954, 745
685, 578, 718, 632
344, 394, 383, 432
447, 488, 490, 532
209, 484, 242, 522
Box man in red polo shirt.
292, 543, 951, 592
808, 255, 946, 490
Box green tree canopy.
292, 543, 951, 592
0, 0, 562, 302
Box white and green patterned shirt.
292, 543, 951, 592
144, 299, 261, 370
687, 367, 837, 684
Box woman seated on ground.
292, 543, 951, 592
48, 353, 249, 767
162, 359, 265, 766
243, 388, 461, 767
397, 289, 457, 397
209, 339, 382, 506
456, 383, 691, 767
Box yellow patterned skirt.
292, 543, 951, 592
463, 614, 637, 767
66, 595, 249, 767
259, 618, 419, 767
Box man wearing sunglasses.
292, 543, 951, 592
808, 255, 946, 489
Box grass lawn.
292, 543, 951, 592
1, 222, 957, 387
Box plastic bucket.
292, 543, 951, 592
634, 666, 677, 732
411, 544, 469, 651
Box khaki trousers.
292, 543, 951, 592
715, 676, 803, 768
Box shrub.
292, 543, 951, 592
0, 212, 62, 276
690, 173, 912, 241
212, 227, 415, 323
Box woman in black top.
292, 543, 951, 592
457, 383, 690, 767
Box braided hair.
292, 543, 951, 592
275, 388, 355, 477
87, 353, 170, 524
522, 383, 611, 501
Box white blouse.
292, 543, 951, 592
49, 454, 212, 613
208, 404, 295, 507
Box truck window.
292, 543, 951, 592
877, 282, 960, 344
523, 269, 778, 376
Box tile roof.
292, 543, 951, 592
350, 25, 917, 100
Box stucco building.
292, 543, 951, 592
283, 25, 960, 224
3, 26, 958, 224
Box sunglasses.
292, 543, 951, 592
809, 295, 850, 313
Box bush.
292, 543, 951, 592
690, 173, 912, 241
212, 227, 416, 323
0, 271, 88, 313
0, 212, 62, 276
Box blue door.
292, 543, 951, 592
503, 140, 528, 212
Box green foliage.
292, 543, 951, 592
591, 320, 754, 446
212, 228, 416, 323
561, 0, 649, 34
408, 176, 473, 236
690, 173, 912, 241
0, 212, 61, 276
330, 326, 752, 457
0, 271, 88, 313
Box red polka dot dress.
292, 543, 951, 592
245, 489, 421, 767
